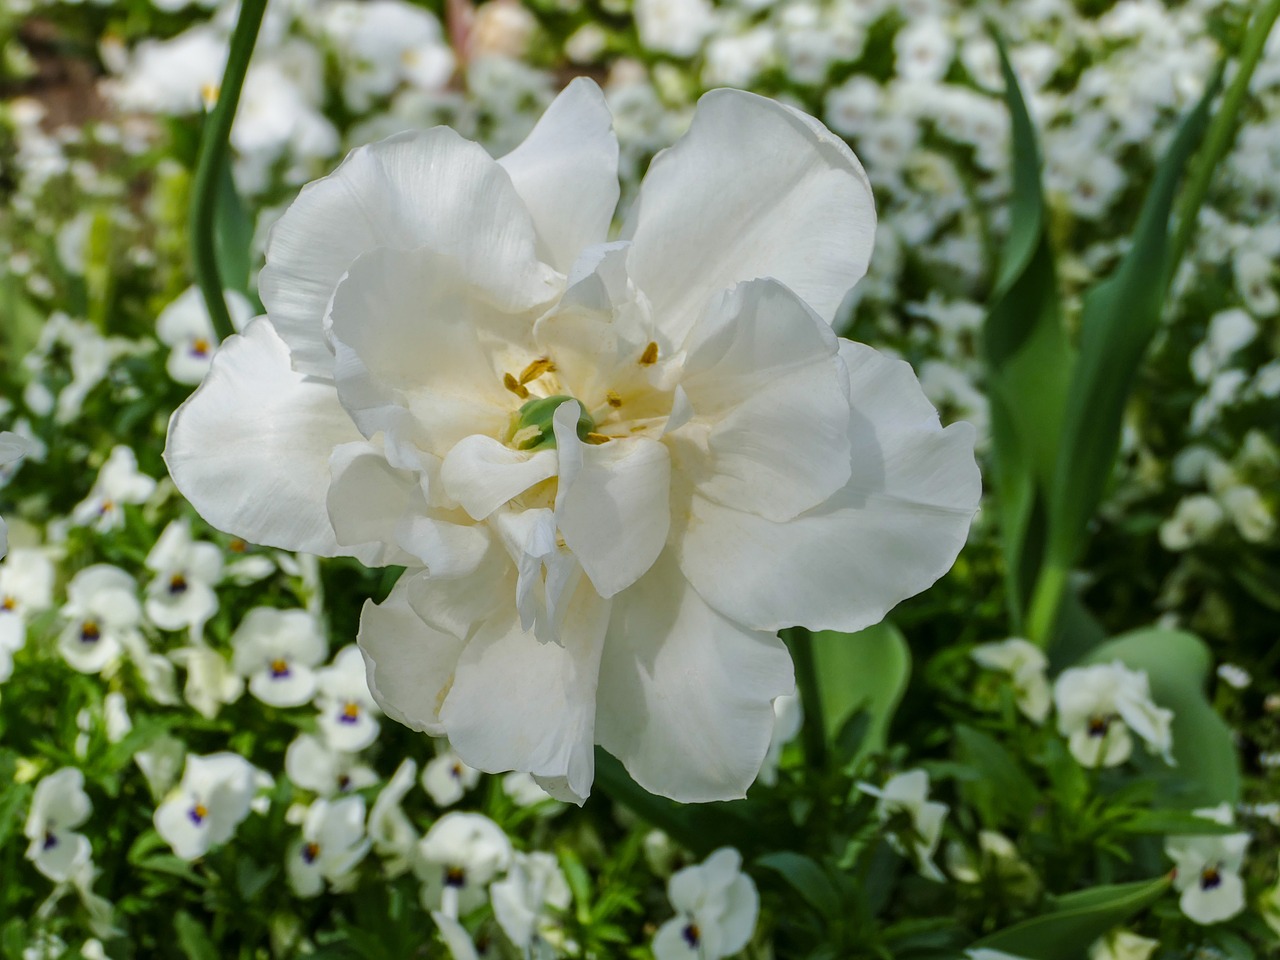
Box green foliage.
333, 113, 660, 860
809, 622, 911, 767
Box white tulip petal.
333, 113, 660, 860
358, 575, 465, 738
326, 440, 424, 566
165, 319, 364, 557
595, 553, 793, 802
440, 438, 558, 521
498, 76, 619, 273
677, 342, 980, 633
260, 128, 561, 376
623, 89, 875, 346
441, 583, 611, 804
556, 436, 671, 598
326, 245, 517, 451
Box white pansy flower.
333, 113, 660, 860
756, 693, 802, 786
368, 759, 419, 876
415, 812, 513, 917
103, 692, 132, 743
165, 80, 980, 803
1165, 803, 1251, 925
860, 769, 948, 882
156, 285, 254, 385
970, 638, 1051, 723
230, 607, 327, 707
502, 771, 558, 809
154, 752, 265, 860
321, 0, 454, 111
652, 847, 758, 960
284, 733, 377, 797
170, 644, 243, 719
946, 830, 1039, 902
1089, 928, 1158, 960
24, 768, 93, 882
57, 565, 142, 675
1220, 484, 1275, 543
634, 0, 714, 57
1053, 662, 1173, 768
70, 446, 156, 533
135, 734, 185, 800
491, 850, 571, 953
1158, 494, 1225, 551
144, 520, 223, 633
0, 548, 55, 682
315, 645, 382, 751
0, 432, 30, 559
106, 24, 226, 115
422, 748, 482, 807
287, 796, 370, 897
1190, 308, 1258, 384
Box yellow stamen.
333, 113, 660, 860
605, 390, 623, 408
518, 357, 555, 385
639, 341, 658, 366
585, 433, 611, 444
1, 596, 15, 612
503, 372, 530, 399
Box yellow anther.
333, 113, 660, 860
503, 372, 530, 399
200, 83, 220, 110
80, 620, 101, 642
585, 432, 611, 444
191, 337, 211, 357
518, 357, 555, 385
1, 596, 15, 612
605, 390, 623, 408
639, 341, 658, 366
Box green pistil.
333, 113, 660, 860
511, 395, 595, 451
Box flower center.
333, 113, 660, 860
1086, 714, 1116, 738
1200, 865, 1222, 890
302, 841, 321, 864
188, 802, 209, 825
682, 922, 701, 948
168, 573, 189, 595
269, 658, 290, 678
80, 620, 101, 643
509, 395, 597, 451
1, 595, 17, 612
43, 830, 58, 850
339, 702, 361, 724
444, 866, 467, 888
190, 338, 211, 358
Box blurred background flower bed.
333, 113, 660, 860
0, 0, 1277, 958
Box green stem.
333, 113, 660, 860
1025, 560, 1068, 649
1168, 0, 1280, 283
784, 626, 827, 770
190, 0, 267, 343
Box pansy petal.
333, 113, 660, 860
498, 77, 619, 273
358, 572, 467, 737
441, 583, 610, 804
676, 341, 980, 633
260, 128, 561, 376
622, 89, 875, 346
595, 552, 793, 803
165, 319, 363, 557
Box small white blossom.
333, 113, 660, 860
1053, 662, 1173, 768
1165, 803, 1250, 924
58, 565, 142, 675
287, 796, 369, 897
1089, 928, 1158, 960
491, 850, 571, 952
859, 769, 948, 881
0, 548, 55, 681
170, 644, 243, 719
368, 758, 419, 876
70, 446, 157, 533
315, 646, 381, 751
1159, 494, 1225, 551
284, 733, 377, 797
971, 638, 1051, 723
24, 768, 92, 882
154, 752, 266, 860
415, 812, 513, 917
756, 693, 802, 786
422, 748, 482, 808
652, 847, 758, 960
144, 520, 223, 633
231, 607, 327, 707
502, 771, 559, 808
156, 286, 254, 385
634, 0, 714, 57
0, 432, 30, 558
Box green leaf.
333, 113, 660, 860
0, 782, 32, 850
214, 160, 256, 300
756, 852, 843, 919
810, 622, 910, 766
1039, 68, 1223, 608
971, 875, 1171, 959
1120, 809, 1242, 836
1082, 628, 1241, 807
174, 911, 219, 960
981, 30, 1072, 624
953, 725, 1040, 826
